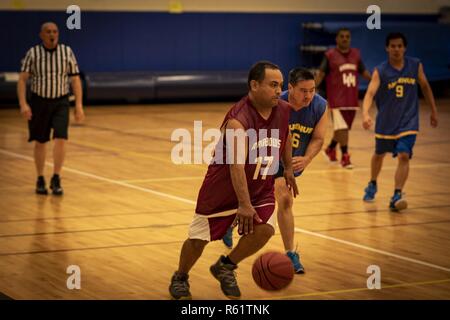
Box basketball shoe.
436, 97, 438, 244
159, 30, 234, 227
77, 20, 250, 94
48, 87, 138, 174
169, 271, 192, 300
210, 256, 241, 299
50, 174, 63, 196
35, 176, 48, 195
341, 153, 354, 169
324, 147, 338, 163
222, 227, 233, 249
390, 192, 408, 211
286, 251, 305, 274
363, 182, 377, 202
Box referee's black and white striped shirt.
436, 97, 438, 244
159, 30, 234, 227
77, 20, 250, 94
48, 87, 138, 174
20, 44, 80, 99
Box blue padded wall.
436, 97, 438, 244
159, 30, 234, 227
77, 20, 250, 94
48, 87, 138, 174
0, 11, 440, 81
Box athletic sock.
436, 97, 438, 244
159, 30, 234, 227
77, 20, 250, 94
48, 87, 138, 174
328, 140, 338, 149
341, 145, 348, 154
222, 255, 236, 266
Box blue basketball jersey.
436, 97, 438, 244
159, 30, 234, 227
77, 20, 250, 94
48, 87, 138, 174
281, 90, 327, 161
374, 56, 421, 139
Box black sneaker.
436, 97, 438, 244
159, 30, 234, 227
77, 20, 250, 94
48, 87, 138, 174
50, 175, 64, 196
169, 271, 192, 300
210, 256, 241, 299
35, 176, 48, 195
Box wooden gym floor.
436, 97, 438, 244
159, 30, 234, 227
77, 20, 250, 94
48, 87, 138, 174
0, 99, 449, 300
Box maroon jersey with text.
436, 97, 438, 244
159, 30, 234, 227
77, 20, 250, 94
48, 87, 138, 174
195, 96, 290, 215
325, 48, 361, 109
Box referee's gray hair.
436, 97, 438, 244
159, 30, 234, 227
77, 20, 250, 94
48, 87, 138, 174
40, 21, 58, 32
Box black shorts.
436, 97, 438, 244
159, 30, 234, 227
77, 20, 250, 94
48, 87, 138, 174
28, 94, 70, 143
375, 134, 417, 159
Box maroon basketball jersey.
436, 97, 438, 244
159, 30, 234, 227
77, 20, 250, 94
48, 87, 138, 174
325, 48, 361, 109
195, 96, 290, 215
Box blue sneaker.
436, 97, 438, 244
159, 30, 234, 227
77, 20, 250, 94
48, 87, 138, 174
286, 251, 305, 274
389, 192, 407, 211
222, 227, 233, 249
363, 182, 377, 202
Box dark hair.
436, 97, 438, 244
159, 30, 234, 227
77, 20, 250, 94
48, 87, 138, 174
247, 60, 280, 89
336, 27, 351, 36
385, 32, 408, 47
288, 68, 315, 86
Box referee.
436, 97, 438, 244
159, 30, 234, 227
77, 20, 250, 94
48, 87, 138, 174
17, 22, 85, 195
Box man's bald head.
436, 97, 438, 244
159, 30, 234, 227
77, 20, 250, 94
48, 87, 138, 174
41, 22, 58, 32
40, 22, 59, 49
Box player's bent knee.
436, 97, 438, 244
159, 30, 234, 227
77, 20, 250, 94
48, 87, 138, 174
188, 238, 208, 250
397, 153, 410, 162
256, 223, 275, 239
276, 190, 293, 209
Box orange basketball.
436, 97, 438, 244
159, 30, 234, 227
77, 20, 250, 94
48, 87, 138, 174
252, 251, 294, 291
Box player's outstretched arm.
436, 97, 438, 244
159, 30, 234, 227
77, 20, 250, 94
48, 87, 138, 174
362, 69, 380, 130
226, 118, 261, 235
417, 63, 438, 128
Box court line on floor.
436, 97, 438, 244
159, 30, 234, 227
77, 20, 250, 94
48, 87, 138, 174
0, 123, 207, 170
295, 227, 450, 272
295, 204, 450, 218
298, 192, 450, 203
3, 216, 450, 239
0, 240, 183, 256
117, 162, 450, 182
264, 278, 450, 300
313, 219, 450, 232
70, 139, 205, 169
1, 147, 449, 273
0, 291, 13, 300
0, 149, 196, 206
1, 202, 447, 226
0, 223, 189, 238
2, 213, 449, 239
0, 208, 194, 224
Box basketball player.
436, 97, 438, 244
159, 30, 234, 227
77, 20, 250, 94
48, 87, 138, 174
169, 61, 298, 300
274, 68, 327, 273
362, 32, 438, 211
223, 68, 327, 274
316, 28, 371, 169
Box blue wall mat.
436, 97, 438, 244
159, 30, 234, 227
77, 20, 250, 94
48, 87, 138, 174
0, 11, 440, 80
